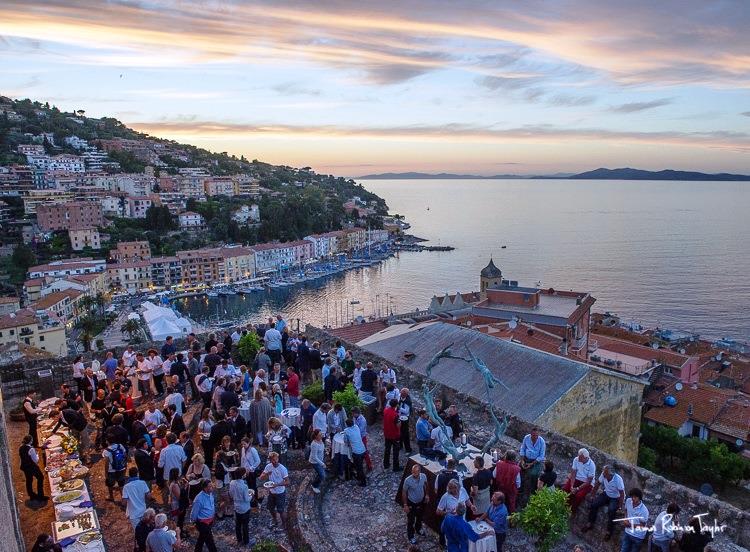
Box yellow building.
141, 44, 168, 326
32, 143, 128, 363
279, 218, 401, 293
0, 309, 68, 357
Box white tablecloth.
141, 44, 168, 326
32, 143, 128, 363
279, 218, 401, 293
468, 521, 497, 552
331, 432, 351, 459
280, 407, 301, 428
239, 400, 251, 422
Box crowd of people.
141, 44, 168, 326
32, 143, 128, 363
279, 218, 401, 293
19, 314, 717, 552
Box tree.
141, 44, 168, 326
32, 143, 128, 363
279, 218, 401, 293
79, 331, 93, 352
236, 332, 262, 365
12, 243, 36, 272
121, 319, 141, 342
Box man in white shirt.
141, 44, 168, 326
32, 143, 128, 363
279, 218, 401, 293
620, 487, 649, 552
562, 448, 596, 513
135, 352, 153, 399
164, 389, 185, 416
650, 502, 680, 552
158, 433, 187, 485
259, 452, 290, 525
231, 330, 241, 344
312, 403, 331, 438
430, 425, 453, 454
584, 464, 625, 538
122, 466, 152, 528
143, 401, 166, 431
122, 346, 135, 368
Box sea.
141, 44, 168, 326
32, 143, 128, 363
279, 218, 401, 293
175, 179, 750, 341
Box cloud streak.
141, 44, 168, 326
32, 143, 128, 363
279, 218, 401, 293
1, 0, 748, 88
610, 98, 674, 113
130, 118, 750, 151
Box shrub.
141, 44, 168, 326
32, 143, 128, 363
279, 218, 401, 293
510, 487, 570, 552
638, 445, 657, 472
237, 332, 262, 365
301, 380, 324, 406
332, 383, 363, 413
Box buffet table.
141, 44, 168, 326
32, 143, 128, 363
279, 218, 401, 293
394, 444, 494, 532
37, 398, 106, 551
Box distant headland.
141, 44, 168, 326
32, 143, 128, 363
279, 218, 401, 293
357, 167, 750, 181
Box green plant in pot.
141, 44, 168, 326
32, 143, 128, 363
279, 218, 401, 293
332, 383, 363, 413
510, 487, 570, 552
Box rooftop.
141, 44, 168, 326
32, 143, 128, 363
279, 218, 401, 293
480, 258, 502, 278
359, 321, 593, 421
327, 320, 389, 344
595, 334, 692, 367
474, 291, 592, 322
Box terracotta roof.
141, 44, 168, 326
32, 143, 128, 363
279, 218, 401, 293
0, 309, 37, 329
596, 335, 690, 367
31, 291, 72, 310
0, 296, 20, 304
644, 376, 746, 436
24, 278, 47, 287
477, 322, 566, 356
108, 260, 152, 269
711, 399, 750, 441
68, 273, 103, 283
328, 320, 389, 344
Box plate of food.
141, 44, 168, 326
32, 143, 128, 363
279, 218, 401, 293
263, 481, 276, 489
53, 490, 83, 504
78, 531, 102, 545
54, 463, 89, 480
58, 478, 85, 492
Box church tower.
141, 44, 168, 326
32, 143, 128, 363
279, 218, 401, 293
480, 258, 503, 292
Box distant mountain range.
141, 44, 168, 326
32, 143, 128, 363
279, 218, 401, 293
357, 168, 750, 181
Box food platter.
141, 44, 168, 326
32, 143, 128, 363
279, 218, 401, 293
58, 479, 85, 492
53, 490, 83, 504
52, 511, 99, 541
263, 481, 276, 488
78, 531, 102, 545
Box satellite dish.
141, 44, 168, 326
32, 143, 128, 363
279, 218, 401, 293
736, 438, 745, 447
675, 382, 683, 391
652, 343, 659, 349
508, 319, 518, 329
678, 348, 686, 354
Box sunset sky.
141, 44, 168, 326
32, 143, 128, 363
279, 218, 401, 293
1, 0, 749, 176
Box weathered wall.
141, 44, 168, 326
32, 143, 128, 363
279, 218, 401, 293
539, 367, 643, 463
306, 325, 750, 550
0, 390, 27, 552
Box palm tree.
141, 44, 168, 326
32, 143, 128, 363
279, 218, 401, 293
121, 319, 141, 342
79, 331, 92, 352
94, 293, 106, 316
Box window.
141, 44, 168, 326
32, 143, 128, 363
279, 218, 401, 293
39, 335, 44, 341
10, 329, 14, 335
691, 424, 702, 438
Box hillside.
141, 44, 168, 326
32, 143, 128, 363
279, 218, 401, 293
0, 95, 387, 206
570, 167, 750, 181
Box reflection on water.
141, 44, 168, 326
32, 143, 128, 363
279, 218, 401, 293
177, 179, 750, 340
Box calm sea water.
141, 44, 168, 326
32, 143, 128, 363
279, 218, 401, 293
176, 179, 750, 341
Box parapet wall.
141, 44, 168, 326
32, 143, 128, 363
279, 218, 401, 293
306, 325, 750, 550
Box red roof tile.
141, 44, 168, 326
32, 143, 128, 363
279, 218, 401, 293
328, 320, 389, 344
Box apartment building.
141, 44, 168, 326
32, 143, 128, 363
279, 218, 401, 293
110, 240, 152, 262
126, 196, 153, 218
23, 189, 75, 215
27, 258, 106, 279
204, 177, 236, 196
251, 242, 298, 273
220, 247, 255, 282
0, 309, 67, 357
69, 226, 101, 251
177, 248, 223, 285
179, 211, 205, 229
37, 200, 103, 231
234, 174, 260, 196
107, 260, 153, 293
150, 256, 182, 288
0, 297, 21, 316
304, 231, 340, 258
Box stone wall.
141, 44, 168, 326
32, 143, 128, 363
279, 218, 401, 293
306, 325, 750, 551
539, 367, 643, 463
0, 390, 27, 552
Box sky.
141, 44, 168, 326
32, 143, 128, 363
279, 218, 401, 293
1, 0, 749, 176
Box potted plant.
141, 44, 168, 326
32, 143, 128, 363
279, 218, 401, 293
301, 380, 324, 406
510, 487, 570, 552
237, 332, 262, 365
332, 383, 363, 413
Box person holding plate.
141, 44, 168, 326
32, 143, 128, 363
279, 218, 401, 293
214, 435, 238, 518
259, 451, 290, 526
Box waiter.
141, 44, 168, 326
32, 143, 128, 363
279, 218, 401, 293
19, 434, 47, 502
22, 391, 41, 447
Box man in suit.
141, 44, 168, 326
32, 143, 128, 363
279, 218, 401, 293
80, 368, 99, 404
208, 412, 232, 459
228, 406, 246, 445
179, 432, 194, 474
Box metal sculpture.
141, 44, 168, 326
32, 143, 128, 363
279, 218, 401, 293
421, 342, 510, 465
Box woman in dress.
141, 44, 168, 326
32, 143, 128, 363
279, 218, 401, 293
272, 384, 284, 415
470, 456, 493, 515
214, 435, 239, 518
249, 389, 273, 447
185, 453, 211, 501
266, 416, 291, 458
197, 408, 214, 469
